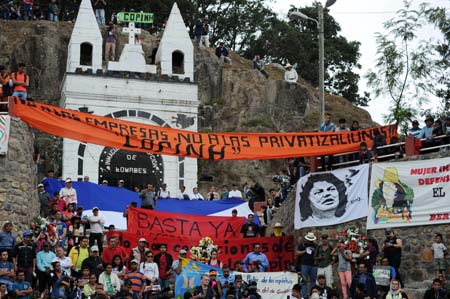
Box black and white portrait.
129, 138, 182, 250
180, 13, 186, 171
295, 164, 369, 229
299, 173, 348, 221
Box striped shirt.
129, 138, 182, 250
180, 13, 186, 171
124, 271, 146, 293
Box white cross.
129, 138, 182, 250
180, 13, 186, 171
123, 22, 141, 45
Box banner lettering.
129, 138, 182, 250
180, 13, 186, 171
367, 157, 450, 229
121, 232, 294, 272
9, 98, 398, 160
127, 207, 245, 239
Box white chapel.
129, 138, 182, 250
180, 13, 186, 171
61, 0, 198, 191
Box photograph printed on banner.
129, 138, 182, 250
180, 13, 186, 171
295, 164, 369, 229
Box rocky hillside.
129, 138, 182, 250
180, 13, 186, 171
0, 19, 374, 189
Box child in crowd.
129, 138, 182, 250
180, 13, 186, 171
431, 233, 447, 278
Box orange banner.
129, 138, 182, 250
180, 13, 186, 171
9, 97, 397, 160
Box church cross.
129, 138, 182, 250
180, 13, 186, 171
123, 22, 141, 45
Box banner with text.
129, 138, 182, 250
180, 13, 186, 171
175, 258, 298, 299
0, 115, 10, 155
295, 164, 369, 229
9, 98, 398, 160
121, 232, 294, 271
367, 157, 450, 229
127, 207, 245, 239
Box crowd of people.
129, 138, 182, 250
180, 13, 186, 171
293, 230, 449, 299
0, 0, 60, 22
318, 113, 450, 171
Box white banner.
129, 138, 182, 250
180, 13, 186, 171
295, 164, 369, 229
236, 271, 298, 299
0, 115, 10, 155
367, 157, 450, 229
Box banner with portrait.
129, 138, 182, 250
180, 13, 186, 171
294, 164, 369, 229
367, 157, 450, 229
0, 115, 10, 155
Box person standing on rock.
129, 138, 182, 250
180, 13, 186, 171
11, 63, 29, 100
94, 0, 106, 25
105, 21, 117, 61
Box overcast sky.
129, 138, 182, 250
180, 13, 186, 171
270, 0, 449, 124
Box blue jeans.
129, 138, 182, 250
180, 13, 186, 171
95, 9, 105, 25
49, 12, 58, 22
301, 264, 318, 298
12, 91, 27, 100
23, 3, 32, 20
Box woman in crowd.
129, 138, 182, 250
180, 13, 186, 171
332, 244, 353, 299
383, 279, 408, 299
67, 216, 84, 253
207, 249, 223, 268
361, 238, 379, 272
112, 255, 127, 282
83, 274, 108, 299
140, 251, 159, 287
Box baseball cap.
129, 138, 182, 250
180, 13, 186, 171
130, 259, 139, 264
91, 245, 99, 252
138, 238, 147, 243
179, 249, 187, 254
209, 270, 218, 276
92, 207, 99, 211
65, 178, 72, 183
37, 183, 44, 188
385, 227, 393, 233
23, 231, 32, 237
119, 179, 124, 183
102, 180, 108, 184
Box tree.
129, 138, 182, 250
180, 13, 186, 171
365, 1, 434, 134
425, 6, 450, 116
244, 4, 369, 106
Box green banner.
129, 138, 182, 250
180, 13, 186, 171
117, 12, 154, 24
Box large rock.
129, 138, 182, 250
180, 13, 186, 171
0, 118, 39, 234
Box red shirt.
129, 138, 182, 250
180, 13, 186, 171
101, 246, 128, 264
158, 254, 169, 280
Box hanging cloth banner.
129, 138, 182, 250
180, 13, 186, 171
295, 164, 369, 229
367, 157, 450, 229
0, 115, 10, 155
9, 97, 398, 160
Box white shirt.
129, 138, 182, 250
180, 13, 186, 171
284, 69, 298, 83
432, 242, 447, 259
228, 190, 242, 198
190, 193, 204, 200
158, 190, 170, 199
88, 215, 105, 233
140, 262, 159, 280
98, 272, 121, 292
52, 256, 72, 276
59, 187, 77, 204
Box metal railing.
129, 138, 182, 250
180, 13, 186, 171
0, 97, 8, 115
314, 134, 449, 172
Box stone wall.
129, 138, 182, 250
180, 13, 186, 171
269, 151, 450, 299
0, 117, 39, 235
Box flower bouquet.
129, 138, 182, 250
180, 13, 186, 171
337, 226, 368, 258
190, 236, 218, 263
30, 216, 50, 234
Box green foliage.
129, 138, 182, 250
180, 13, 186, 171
243, 4, 368, 106
365, 0, 435, 132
